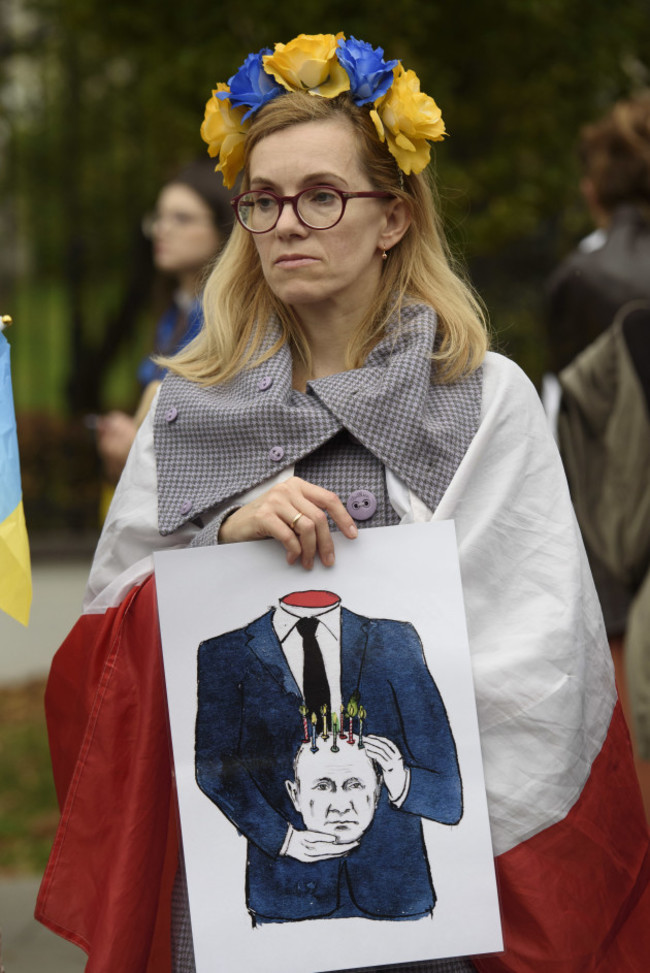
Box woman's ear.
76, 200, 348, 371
379, 198, 412, 252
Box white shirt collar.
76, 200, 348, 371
273, 600, 341, 643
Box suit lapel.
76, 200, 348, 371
340, 608, 371, 705
244, 607, 372, 712
245, 609, 302, 700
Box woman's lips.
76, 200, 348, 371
274, 254, 318, 269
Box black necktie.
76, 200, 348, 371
296, 615, 330, 719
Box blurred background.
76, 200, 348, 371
1, 0, 649, 966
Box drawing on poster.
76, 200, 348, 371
195, 587, 463, 927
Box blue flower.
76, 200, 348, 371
216, 50, 284, 121
336, 37, 398, 107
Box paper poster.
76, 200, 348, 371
154, 520, 502, 972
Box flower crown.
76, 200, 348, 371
201, 32, 446, 188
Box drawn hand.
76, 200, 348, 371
363, 735, 408, 802
217, 476, 357, 569
283, 827, 360, 862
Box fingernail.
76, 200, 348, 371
348, 525, 358, 538
324, 552, 335, 567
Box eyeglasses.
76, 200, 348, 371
231, 185, 395, 234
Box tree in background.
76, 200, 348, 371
1, 0, 649, 524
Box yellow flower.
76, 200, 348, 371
370, 64, 446, 175
263, 32, 350, 98
200, 84, 249, 188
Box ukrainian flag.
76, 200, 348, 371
0, 328, 31, 625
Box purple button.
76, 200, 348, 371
180, 499, 193, 516
346, 489, 377, 521
269, 445, 285, 463
258, 376, 273, 391
165, 406, 178, 423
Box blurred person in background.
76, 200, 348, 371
95, 158, 234, 487
546, 92, 650, 818
546, 91, 650, 372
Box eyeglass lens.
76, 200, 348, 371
237, 188, 344, 232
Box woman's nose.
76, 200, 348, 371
275, 201, 308, 235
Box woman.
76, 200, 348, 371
37, 34, 649, 973
96, 157, 234, 486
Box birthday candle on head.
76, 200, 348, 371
358, 705, 366, 748
339, 704, 346, 738
331, 713, 340, 752
346, 696, 359, 745
310, 712, 318, 752
320, 703, 329, 740
299, 704, 309, 742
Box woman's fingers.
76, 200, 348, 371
284, 481, 359, 568
218, 477, 358, 568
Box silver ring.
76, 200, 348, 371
290, 512, 303, 532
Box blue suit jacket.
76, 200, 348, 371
195, 608, 462, 922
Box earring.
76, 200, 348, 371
382, 250, 388, 261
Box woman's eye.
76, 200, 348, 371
307, 189, 337, 205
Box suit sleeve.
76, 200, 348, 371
382, 619, 462, 825
195, 634, 291, 859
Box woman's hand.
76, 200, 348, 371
217, 476, 358, 569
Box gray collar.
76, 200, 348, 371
154, 303, 482, 534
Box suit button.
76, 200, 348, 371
346, 489, 377, 521
165, 406, 178, 423
258, 376, 273, 391
180, 499, 193, 516
269, 445, 285, 462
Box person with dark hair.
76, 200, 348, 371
96, 158, 234, 485
546, 91, 650, 374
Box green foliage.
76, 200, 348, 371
0, 682, 59, 874
3, 0, 650, 412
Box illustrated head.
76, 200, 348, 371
285, 741, 381, 843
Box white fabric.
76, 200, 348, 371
578, 227, 607, 254
84, 352, 615, 857
540, 371, 562, 442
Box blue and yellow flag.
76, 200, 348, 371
0, 327, 31, 625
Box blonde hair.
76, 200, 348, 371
160, 91, 489, 385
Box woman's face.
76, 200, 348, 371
247, 119, 404, 322
151, 183, 221, 277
